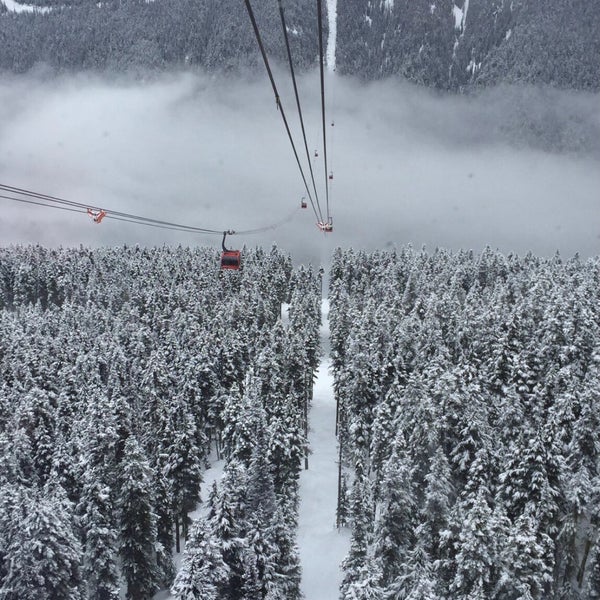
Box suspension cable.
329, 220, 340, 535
0, 195, 220, 233
316, 0, 331, 221
0, 183, 223, 234
0, 183, 299, 237
242, 0, 321, 226
276, 0, 323, 224
0, 194, 85, 217
235, 205, 301, 234
0, 191, 226, 235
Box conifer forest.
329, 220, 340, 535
1, 244, 600, 599
2, 0, 599, 596
330, 246, 600, 599
0, 244, 321, 599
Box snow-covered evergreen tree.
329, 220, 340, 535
118, 436, 160, 600
210, 459, 249, 600
171, 517, 229, 600
78, 468, 120, 600
0, 484, 83, 599
340, 471, 374, 598
329, 246, 600, 597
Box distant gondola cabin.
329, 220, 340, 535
221, 250, 241, 270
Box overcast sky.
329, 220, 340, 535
0, 70, 598, 265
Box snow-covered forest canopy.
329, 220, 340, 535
1, 0, 599, 91
330, 246, 600, 598
2, 243, 600, 599
0, 244, 322, 599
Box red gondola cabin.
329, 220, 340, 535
220, 231, 241, 270
221, 250, 241, 270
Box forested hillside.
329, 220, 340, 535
330, 246, 600, 598
0, 244, 321, 599
336, 0, 600, 90
1, 0, 599, 91
0, 0, 320, 74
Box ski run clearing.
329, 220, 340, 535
155, 298, 349, 599
0, 0, 50, 13
297, 299, 351, 600
326, 0, 337, 71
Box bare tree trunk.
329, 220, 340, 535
216, 431, 222, 461
577, 538, 592, 588
336, 435, 343, 528
182, 512, 188, 540
304, 369, 310, 469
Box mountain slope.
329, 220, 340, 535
0, 0, 598, 90
0, 0, 322, 73
336, 0, 600, 90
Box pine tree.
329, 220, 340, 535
171, 517, 229, 600
242, 548, 263, 600
245, 399, 277, 521
267, 393, 304, 505
153, 467, 175, 584
245, 412, 278, 599
389, 537, 438, 600
374, 441, 417, 588
420, 445, 454, 562
340, 472, 374, 599
337, 473, 350, 528
588, 541, 600, 599
78, 467, 120, 600
0, 483, 25, 588
118, 436, 160, 600
160, 394, 203, 546
267, 506, 302, 600
245, 514, 277, 600
496, 506, 553, 599
0, 484, 83, 600
221, 383, 249, 462
210, 459, 248, 600
15, 385, 58, 486
448, 488, 497, 598
341, 555, 384, 600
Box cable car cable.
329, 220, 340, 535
1, 193, 218, 234
235, 205, 300, 235
0, 193, 86, 217
242, 0, 322, 225
0, 183, 224, 234
316, 0, 331, 221
0, 191, 224, 234
0, 183, 301, 237
276, 0, 323, 223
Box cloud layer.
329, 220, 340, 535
0, 71, 598, 264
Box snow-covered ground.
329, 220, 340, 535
1, 0, 50, 13
297, 299, 350, 600
452, 0, 469, 32
326, 0, 337, 71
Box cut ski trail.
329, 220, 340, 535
297, 299, 350, 600
326, 0, 337, 71
155, 299, 349, 600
